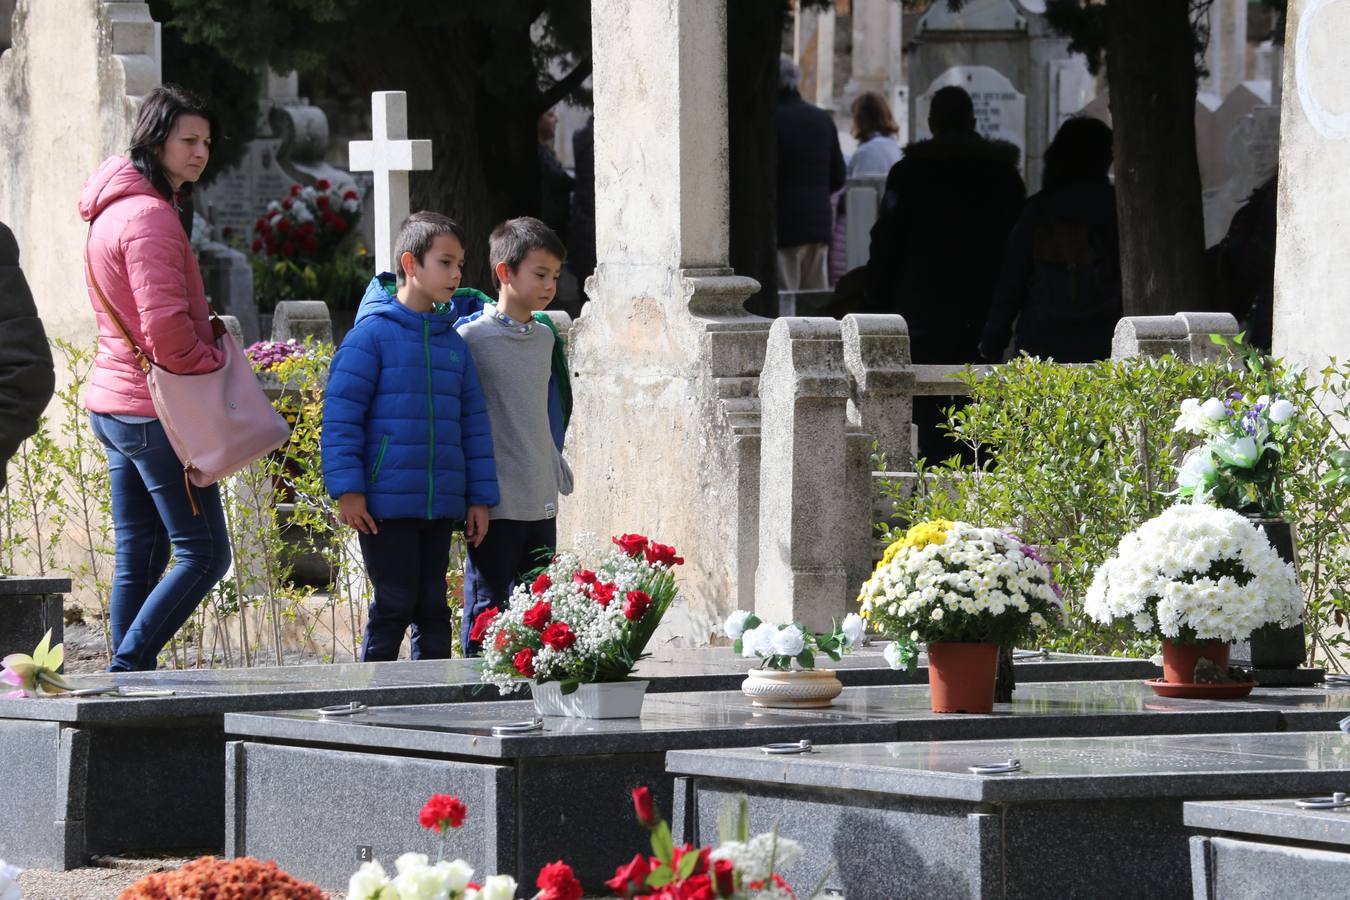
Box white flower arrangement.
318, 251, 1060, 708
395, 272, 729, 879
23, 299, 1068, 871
724, 611, 865, 670
476, 534, 683, 692
348, 856, 513, 900
1084, 504, 1302, 643
857, 519, 1063, 671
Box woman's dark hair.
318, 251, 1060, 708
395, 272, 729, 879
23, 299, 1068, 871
1042, 116, 1114, 191
128, 83, 217, 202
851, 91, 899, 141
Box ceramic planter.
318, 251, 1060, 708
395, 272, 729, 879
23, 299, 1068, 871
740, 668, 843, 708
926, 642, 999, 713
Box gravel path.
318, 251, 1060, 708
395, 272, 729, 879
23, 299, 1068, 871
15, 855, 345, 899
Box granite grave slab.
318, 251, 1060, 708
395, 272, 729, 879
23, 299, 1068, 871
222, 697, 901, 891
1186, 797, 1350, 900
667, 731, 1350, 900
0, 575, 70, 655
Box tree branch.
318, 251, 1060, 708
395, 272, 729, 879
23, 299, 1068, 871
538, 55, 592, 112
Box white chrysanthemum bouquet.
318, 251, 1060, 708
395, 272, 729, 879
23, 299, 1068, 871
1084, 504, 1301, 643
475, 533, 683, 693
856, 519, 1063, 670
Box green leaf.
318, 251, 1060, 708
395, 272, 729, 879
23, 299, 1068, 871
650, 820, 674, 865
676, 847, 701, 880
733, 638, 743, 655
796, 648, 815, 669
743, 614, 762, 630
646, 863, 675, 888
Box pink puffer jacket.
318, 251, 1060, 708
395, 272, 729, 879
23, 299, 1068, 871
80, 156, 223, 416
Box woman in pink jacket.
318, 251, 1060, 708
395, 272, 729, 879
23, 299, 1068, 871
81, 85, 231, 671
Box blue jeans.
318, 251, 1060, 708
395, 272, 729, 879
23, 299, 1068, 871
357, 518, 457, 661
90, 413, 232, 671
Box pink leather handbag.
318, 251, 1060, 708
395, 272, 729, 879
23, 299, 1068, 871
85, 243, 291, 504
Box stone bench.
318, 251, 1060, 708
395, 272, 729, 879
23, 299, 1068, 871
667, 730, 1350, 899
1187, 798, 1350, 900
0, 576, 71, 656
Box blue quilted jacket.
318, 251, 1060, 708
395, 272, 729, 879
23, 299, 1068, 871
321, 275, 499, 520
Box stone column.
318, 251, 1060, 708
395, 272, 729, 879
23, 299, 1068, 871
561, 0, 769, 643
1201, 0, 1249, 101
754, 318, 852, 632
842, 313, 914, 472
0, 0, 159, 365
847, 0, 906, 141
794, 3, 835, 109
1273, 0, 1350, 369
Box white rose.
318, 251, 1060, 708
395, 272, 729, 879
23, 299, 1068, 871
743, 622, 778, 657
347, 860, 390, 900
1177, 449, 1217, 488
930, 607, 945, 621
437, 859, 474, 894
883, 641, 906, 670
841, 612, 866, 648
1200, 397, 1229, 420
474, 874, 518, 900
1267, 398, 1295, 423
724, 609, 752, 640
771, 625, 806, 657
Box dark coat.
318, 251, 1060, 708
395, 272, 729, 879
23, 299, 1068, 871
0, 221, 55, 489
568, 116, 596, 282
982, 177, 1121, 363
322, 275, 499, 520
776, 89, 846, 248
865, 132, 1025, 363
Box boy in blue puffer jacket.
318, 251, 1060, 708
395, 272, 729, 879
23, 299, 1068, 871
322, 212, 499, 661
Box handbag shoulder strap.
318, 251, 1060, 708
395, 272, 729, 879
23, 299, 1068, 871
85, 231, 152, 375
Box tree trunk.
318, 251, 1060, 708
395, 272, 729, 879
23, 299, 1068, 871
1106, 0, 1208, 317
727, 0, 786, 317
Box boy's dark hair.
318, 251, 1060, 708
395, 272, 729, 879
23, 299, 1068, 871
128, 83, 218, 203
488, 217, 566, 288
394, 211, 467, 284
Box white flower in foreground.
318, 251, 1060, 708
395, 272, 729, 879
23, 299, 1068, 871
883, 641, 907, 670
724, 609, 753, 640
392, 853, 453, 900
1200, 397, 1229, 420
471, 874, 518, 900
841, 612, 866, 648
771, 625, 806, 657
437, 859, 474, 894
1268, 398, 1296, 423
1177, 449, 1216, 488
1174, 398, 1209, 434
347, 860, 390, 900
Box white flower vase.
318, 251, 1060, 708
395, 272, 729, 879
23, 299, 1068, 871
531, 679, 649, 718
741, 669, 843, 708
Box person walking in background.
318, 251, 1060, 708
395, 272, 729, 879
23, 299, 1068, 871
865, 85, 1025, 462
0, 220, 55, 494
830, 91, 902, 285
982, 116, 1121, 363
776, 55, 846, 293
80, 85, 232, 671
568, 114, 596, 294
538, 109, 574, 246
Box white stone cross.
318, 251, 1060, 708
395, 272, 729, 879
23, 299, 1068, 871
348, 91, 433, 275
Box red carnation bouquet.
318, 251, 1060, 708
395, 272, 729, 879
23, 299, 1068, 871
251, 180, 360, 263
475, 533, 684, 694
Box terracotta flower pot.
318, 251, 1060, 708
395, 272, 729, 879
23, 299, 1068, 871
1161, 640, 1230, 684
926, 642, 999, 713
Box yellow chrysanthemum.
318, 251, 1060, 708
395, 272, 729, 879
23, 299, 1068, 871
901, 519, 952, 551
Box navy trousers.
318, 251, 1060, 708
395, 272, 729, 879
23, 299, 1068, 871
358, 517, 457, 661
461, 517, 556, 655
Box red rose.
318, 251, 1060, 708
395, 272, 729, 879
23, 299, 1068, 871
671, 844, 710, 877
513, 648, 535, 677
343, 189, 359, 201
612, 533, 649, 557
289, 183, 302, 196
281, 241, 297, 258
522, 601, 552, 631
276, 217, 292, 233
333, 217, 350, 233
254, 217, 267, 231
605, 853, 651, 897
250, 239, 263, 254
302, 235, 319, 254
532, 573, 552, 595
573, 569, 598, 586
644, 542, 685, 567
590, 581, 617, 607
712, 858, 735, 897
417, 793, 466, 832
632, 786, 657, 826
493, 631, 512, 651
535, 860, 583, 900
677, 874, 715, 900
623, 590, 652, 621
315, 178, 331, 191
541, 622, 576, 651
469, 607, 499, 643
316, 194, 331, 210
281, 198, 293, 211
